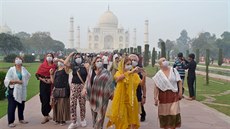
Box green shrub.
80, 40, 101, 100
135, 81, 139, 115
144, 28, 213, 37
0, 71, 6, 100
161, 42, 166, 58
39, 54, 45, 62
144, 44, 149, 67
218, 48, 223, 66
4, 54, 17, 63
23, 55, 35, 63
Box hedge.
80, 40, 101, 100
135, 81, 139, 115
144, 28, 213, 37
4, 54, 17, 63
23, 55, 35, 63
0, 71, 6, 100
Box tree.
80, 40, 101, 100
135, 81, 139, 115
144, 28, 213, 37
130, 47, 134, 54
165, 39, 175, 52
191, 32, 216, 57
0, 33, 24, 55
186, 50, 189, 59
137, 46, 142, 54
205, 49, 210, 85
144, 44, 149, 67
161, 41, 166, 58
176, 29, 190, 54
218, 48, 223, 66
196, 49, 200, 64
216, 31, 230, 58
134, 48, 137, 54
152, 47, 156, 67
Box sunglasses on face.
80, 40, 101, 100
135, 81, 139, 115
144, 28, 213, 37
96, 60, 102, 62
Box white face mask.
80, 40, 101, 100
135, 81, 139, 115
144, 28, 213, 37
58, 62, 64, 67
125, 65, 132, 71
15, 59, 22, 65
96, 62, 103, 68
75, 58, 82, 64
46, 57, 53, 62
132, 61, 138, 67
162, 61, 169, 68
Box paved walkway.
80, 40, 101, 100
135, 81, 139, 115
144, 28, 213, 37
1, 78, 230, 129
196, 71, 230, 82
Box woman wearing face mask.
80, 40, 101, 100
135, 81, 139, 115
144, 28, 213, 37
64, 52, 88, 129
82, 56, 114, 129
152, 58, 182, 129
50, 58, 70, 126
129, 54, 147, 122
4, 57, 31, 128
36, 53, 56, 124
107, 56, 146, 129
109, 54, 120, 77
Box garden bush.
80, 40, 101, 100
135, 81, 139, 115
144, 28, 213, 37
23, 55, 35, 63
4, 54, 17, 63
0, 71, 6, 100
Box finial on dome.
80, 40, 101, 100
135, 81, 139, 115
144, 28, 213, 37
108, 4, 110, 11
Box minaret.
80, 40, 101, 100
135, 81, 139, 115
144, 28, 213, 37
76, 26, 80, 49
228, 0, 230, 31
144, 20, 149, 44
69, 17, 74, 48
133, 28, 136, 47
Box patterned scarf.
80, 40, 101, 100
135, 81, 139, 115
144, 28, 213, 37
86, 67, 114, 112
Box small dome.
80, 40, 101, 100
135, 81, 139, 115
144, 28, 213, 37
98, 10, 118, 28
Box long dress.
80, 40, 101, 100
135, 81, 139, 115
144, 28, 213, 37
52, 69, 70, 122
153, 68, 181, 128
107, 59, 141, 129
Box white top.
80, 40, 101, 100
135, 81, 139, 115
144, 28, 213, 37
4, 66, 31, 103
102, 55, 109, 64
152, 67, 181, 92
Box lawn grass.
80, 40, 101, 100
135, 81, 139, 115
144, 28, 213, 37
0, 62, 41, 118
144, 65, 230, 116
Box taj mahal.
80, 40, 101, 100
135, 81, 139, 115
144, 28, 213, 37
68, 7, 149, 52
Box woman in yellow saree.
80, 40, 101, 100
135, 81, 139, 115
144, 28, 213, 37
107, 57, 146, 129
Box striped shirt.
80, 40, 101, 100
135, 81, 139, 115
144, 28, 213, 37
173, 59, 185, 77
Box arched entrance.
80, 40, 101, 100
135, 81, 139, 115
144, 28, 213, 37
104, 35, 113, 49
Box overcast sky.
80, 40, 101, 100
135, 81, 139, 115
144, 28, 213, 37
0, 0, 229, 49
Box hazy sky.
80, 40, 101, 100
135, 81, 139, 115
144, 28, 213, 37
0, 0, 229, 49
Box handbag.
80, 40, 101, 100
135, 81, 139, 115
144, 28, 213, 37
52, 71, 70, 98
53, 88, 67, 98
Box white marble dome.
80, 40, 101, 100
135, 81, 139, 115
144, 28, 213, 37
98, 10, 118, 28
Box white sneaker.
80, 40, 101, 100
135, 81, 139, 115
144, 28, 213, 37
80, 119, 87, 127
68, 122, 79, 129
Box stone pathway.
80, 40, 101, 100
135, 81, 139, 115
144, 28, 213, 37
201, 90, 230, 107
0, 78, 230, 129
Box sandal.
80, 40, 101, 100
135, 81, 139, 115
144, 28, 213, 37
8, 123, 16, 128
19, 120, 29, 124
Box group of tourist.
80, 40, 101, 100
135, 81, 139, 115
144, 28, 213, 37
4, 51, 197, 129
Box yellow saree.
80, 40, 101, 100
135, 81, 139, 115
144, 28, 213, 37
106, 59, 141, 129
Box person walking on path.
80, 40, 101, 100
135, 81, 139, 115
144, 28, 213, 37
36, 53, 56, 124
183, 53, 197, 100
64, 52, 88, 129
106, 56, 146, 129
50, 58, 70, 126
4, 56, 31, 128
153, 57, 182, 129
82, 56, 114, 129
